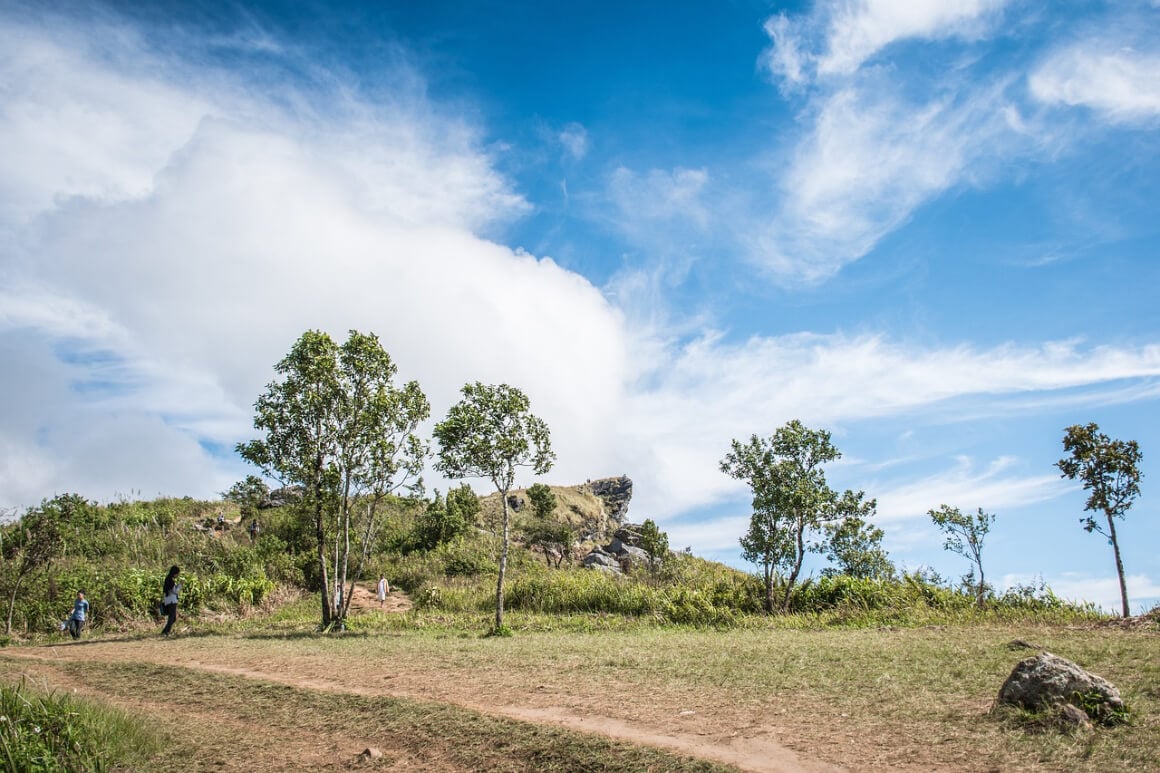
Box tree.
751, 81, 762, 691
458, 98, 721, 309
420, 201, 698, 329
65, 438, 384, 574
434, 382, 554, 632
526, 483, 557, 520
720, 420, 862, 613
237, 330, 429, 629
446, 483, 482, 531
521, 516, 574, 568
1057, 422, 1143, 617
638, 519, 670, 569
2, 494, 74, 634
821, 496, 894, 580
413, 484, 477, 551
928, 505, 994, 608
224, 475, 269, 520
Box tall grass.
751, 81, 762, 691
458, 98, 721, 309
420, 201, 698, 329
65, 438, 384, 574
0, 679, 158, 771
409, 553, 1103, 628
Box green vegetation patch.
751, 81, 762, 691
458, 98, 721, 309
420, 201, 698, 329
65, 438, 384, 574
0, 678, 159, 772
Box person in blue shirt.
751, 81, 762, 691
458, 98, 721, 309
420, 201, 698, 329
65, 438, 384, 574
68, 591, 89, 639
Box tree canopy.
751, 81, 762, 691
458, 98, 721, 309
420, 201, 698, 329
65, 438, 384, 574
928, 505, 994, 608
1057, 422, 1143, 617
721, 420, 871, 612
238, 329, 429, 629
434, 382, 553, 632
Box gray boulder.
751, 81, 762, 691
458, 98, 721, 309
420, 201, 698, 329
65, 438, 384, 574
581, 549, 621, 572
997, 652, 1123, 717
619, 545, 651, 568
261, 485, 304, 509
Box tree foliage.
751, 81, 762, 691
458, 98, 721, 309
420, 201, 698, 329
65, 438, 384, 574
2, 494, 75, 635
638, 519, 670, 569
821, 499, 894, 581
526, 483, 557, 520
521, 516, 574, 569
434, 382, 553, 632
928, 505, 994, 608
720, 420, 867, 613
237, 329, 429, 629
224, 475, 269, 520
1057, 422, 1143, 617
413, 485, 479, 551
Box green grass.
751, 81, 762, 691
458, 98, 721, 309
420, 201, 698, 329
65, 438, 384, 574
0, 678, 159, 772
2, 617, 1156, 770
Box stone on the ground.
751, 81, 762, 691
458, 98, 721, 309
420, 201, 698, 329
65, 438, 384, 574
997, 652, 1122, 716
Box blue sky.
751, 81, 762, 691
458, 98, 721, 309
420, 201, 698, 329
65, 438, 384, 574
2, 0, 1158, 612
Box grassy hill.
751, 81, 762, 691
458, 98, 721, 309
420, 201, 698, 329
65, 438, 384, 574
0, 485, 1121, 643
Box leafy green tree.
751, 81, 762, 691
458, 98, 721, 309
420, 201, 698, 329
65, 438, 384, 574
3, 495, 75, 634
521, 516, 574, 568
413, 485, 477, 551
638, 519, 670, 569
237, 330, 429, 629
720, 420, 863, 613
928, 505, 994, 608
1057, 422, 1143, 617
434, 382, 554, 632
446, 483, 482, 531
224, 475, 269, 520
821, 496, 894, 580
526, 483, 557, 520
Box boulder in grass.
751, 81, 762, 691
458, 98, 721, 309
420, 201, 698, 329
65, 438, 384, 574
997, 652, 1123, 724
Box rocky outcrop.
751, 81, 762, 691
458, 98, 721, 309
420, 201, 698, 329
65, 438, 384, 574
587, 476, 633, 526
997, 652, 1124, 725
581, 549, 622, 573
260, 485, 304, 509
580, 523, 651, 575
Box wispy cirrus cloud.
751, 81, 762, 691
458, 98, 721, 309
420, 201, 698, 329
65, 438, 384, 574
1030, 44, 1160, 123
750, 1, 1028, 282
617, 332, 1160, 518
756, 78, 1024, 282
558, 122, 589, 160
873, 456, 1066, 523
607, 166, 711, 232
762, 0, 1010, 87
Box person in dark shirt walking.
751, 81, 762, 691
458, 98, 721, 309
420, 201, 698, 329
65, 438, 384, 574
161, 565, 181, 637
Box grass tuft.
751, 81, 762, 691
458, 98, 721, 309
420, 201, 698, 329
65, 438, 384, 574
0, 678, 159, 771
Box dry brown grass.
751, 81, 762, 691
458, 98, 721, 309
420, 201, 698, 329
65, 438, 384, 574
478, 482, 613, 539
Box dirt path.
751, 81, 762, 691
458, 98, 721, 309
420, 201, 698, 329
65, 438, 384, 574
1, 596, 836, 773
345, 582, 413, 614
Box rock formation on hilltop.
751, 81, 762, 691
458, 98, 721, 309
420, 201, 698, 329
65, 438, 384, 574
584, 475, 633, 526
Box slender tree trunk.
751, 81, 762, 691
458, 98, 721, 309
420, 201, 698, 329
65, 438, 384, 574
763, 561, 774, 614
972, 542, 986, 608
338, 479, 351, 626
495, 488, 509, 631
312, 458, 331, 627
5, 574, 26, 636
781, 518, 806, 612
1107, 513, 1130, 617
